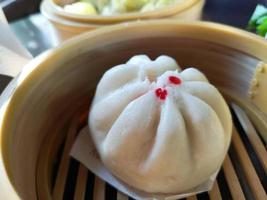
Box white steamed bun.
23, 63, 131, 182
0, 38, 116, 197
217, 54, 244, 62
89, 55, 232, 194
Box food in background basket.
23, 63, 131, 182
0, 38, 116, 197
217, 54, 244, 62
64, 1, 97, 15
88, 55, 232, 193
249, 62, 267, 114
248, 4, 267, 38
141, 0, 175, 12
63, 0, 178, 15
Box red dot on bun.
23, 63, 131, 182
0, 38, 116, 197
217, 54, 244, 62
169, 76, 182, 85
155, 88, 167, 100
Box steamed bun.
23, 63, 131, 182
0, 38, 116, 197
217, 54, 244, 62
89, 55, 232, 194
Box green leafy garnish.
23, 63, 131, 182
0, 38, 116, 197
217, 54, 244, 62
248, 4, 267, 37
256, 19, 267, 36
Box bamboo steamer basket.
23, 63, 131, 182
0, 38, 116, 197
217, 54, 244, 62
40, 0, 205, 41
0, 21, 267, 200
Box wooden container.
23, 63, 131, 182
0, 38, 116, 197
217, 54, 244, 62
40, 0, 205, 41
0, 21, 267, 200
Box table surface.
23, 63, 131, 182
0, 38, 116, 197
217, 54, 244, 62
0, 0, 266, 93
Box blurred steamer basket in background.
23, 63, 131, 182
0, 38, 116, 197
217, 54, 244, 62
40, 0, 205, 41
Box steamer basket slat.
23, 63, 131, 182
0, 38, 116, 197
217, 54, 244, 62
231, 127, 266, 200
222, 155, 246, 200
52, 113, 80, 200
187, 196, 197, 200
93, 177, 105, 200
232, 104, 267, 173
0, 21, 267, 200
74, 164, 88, 200
208, 181, 222, 200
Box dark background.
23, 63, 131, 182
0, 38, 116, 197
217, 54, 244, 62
1, 0, 267, 28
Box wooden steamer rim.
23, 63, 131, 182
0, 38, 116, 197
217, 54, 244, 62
0, 21, 266, 200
